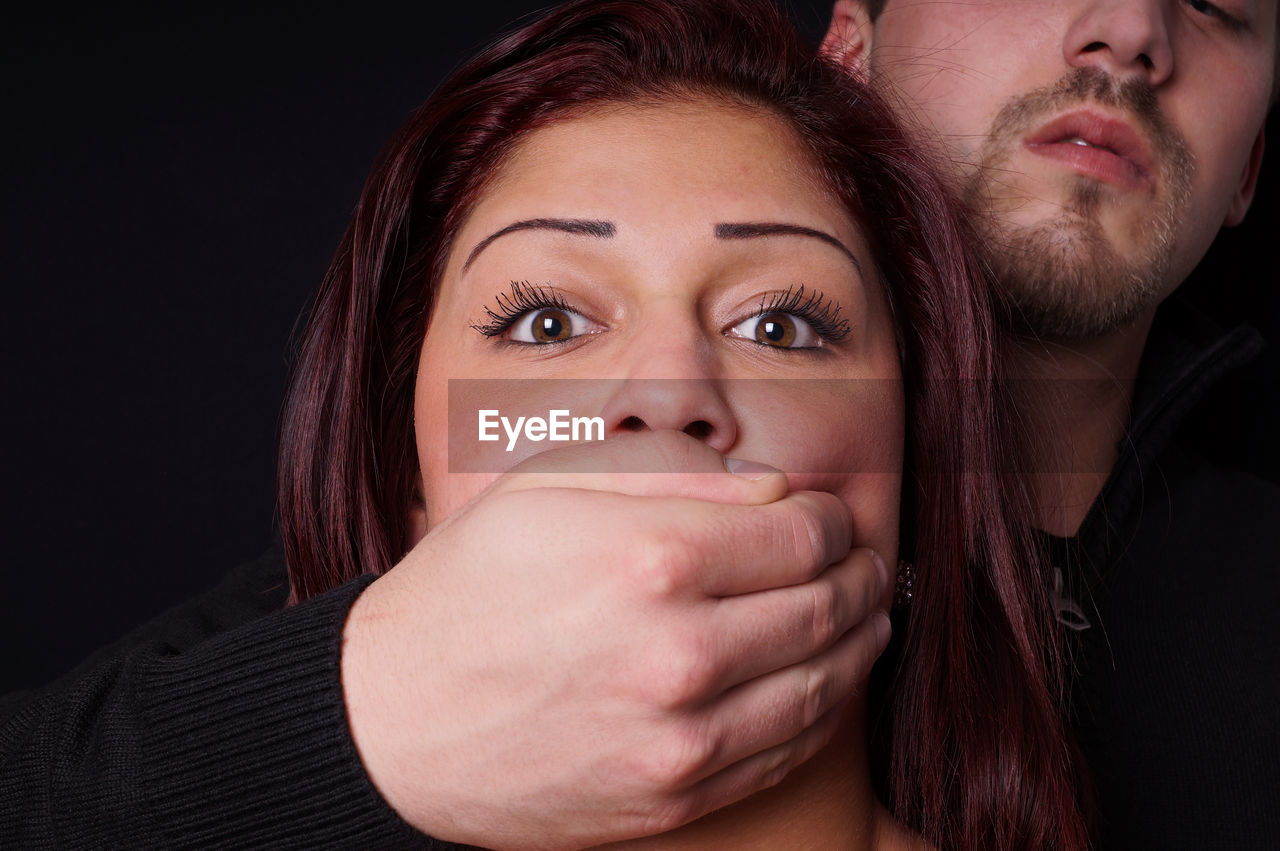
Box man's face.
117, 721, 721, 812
826, 0, 1274, 339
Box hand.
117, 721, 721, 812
340, 430, 892, 850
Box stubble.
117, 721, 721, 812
960, 67, 1193, 341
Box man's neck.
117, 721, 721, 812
1008, 310, 1156, 537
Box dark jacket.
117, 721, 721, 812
1063, 298, 1280, 849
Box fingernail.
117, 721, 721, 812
868, 548, 889, 593
872, 611, 892, 650
724, 457, 779, 479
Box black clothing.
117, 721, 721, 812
1063, 298, 1280, 848
0, 545, 434, 849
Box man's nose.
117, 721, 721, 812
1063, 0, 1174, 87
598, 314, 738, 453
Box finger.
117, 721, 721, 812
685, 491, 856, 597
698, 548, 888, 690
669, 695, 851, 827
686, 611, 890, 785
497, 429, 790, 505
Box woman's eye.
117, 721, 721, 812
505, 307, 592, 344
729, 311, 822, 349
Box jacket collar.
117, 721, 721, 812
1073, 296, 1264, 557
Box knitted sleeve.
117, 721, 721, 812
0, 546, 444, 849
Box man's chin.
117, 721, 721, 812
982, 212, 1168, 341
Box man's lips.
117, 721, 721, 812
1024, 110, 1154, 190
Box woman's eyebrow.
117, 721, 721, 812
714, 222, 862, 274
463, 218, 616, 270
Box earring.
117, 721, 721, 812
894, 560, 914, 611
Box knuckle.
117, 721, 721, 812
801, 664, 833, 728
627, 532, 690, 598
850, 549, 882, 612
784, 500, 828, 576
807, 581, 842, 649
640, 720, 718, 787
651, 633, 717, 708
754, 746, 796, 792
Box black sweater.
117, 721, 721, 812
1062, 299, 1280, 848
0, 548, 433, 848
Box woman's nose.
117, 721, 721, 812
597, 314, 738, 453
599, 377, 737, 451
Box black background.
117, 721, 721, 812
3, 1, 1275, 690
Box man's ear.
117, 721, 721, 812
821, 0, 877, 76
1224, 125, 1265, 227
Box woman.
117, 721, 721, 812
279, 0, 1088, 848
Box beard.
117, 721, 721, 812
958, 67, 1194, 341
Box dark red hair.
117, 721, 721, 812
277, 0, 1088, 846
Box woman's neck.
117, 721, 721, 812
590, 707, 928, 850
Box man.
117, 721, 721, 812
823, 0, 1278, 845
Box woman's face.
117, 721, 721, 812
411, 98, 904, 562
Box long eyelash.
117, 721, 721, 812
758, 284, 851, 343
471, 280, 570, 337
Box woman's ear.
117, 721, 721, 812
406, 484, 429, 547
821, 0, 877, 77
